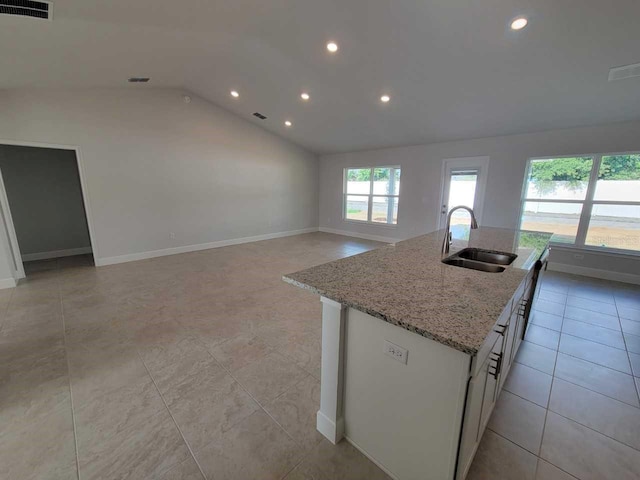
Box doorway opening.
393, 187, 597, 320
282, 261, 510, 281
0, 144, 96, 279
439, 156, 489, 239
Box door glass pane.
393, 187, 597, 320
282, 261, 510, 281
448, 170, 477, 210
520, 201, 582, 244
594, 155, 640, 201
586, 204, 640, 251
525, 157, 593, 201
447, 170, 477, 239
372, 167, 401, 195
371, 197, 398, 224
345, 168, 371, 194
345, 195, 369, 221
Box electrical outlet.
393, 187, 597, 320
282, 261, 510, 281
573, 253, 584, 260
383, 340, 408, 364
170, 232, 176, 240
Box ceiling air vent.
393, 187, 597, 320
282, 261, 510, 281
0, 0, 52, 20
608, 62, 640, 82
128, 77, 150, 83
253, 112, 267, 120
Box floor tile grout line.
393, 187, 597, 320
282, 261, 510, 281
532, 317, 560, 479
136, 350, 209, 480
279, 456, 308, 480
504, 378, 640, 454
559, 331, 627, 352
546, 368, 640, 410
193, 337, 312, 454
555, 337, 634, 375
502, 384, 550, 409
562, 314, 633, 351
614, 296, 640, 405
561, 315, 622, 332
525, 332, 638, 379
58, 274, 82, 480
546, 401, 640, 454
535, 278, 640, 477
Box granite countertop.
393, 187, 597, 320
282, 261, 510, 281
283, 227, 552, 355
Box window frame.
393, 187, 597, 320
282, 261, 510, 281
519, 152, 640, 255
343, 166, 401, 226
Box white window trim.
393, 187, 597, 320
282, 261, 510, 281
343, 166, 401, 227
519, 152, 640, 256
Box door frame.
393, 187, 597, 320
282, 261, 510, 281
0, 139, 98, 279
0, 168, 26, 279
438, 156, 490, 230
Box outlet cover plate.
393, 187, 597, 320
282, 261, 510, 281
383, 340, 408, 364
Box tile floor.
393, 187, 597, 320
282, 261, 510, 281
469, 269, 640, 480
1, 234, 640, 479
0, 233, 390, 480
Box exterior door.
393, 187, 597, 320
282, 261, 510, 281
439, 157, 489, 237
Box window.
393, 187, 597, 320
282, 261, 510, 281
520, 154, 640, 253
344, 167, 401, 224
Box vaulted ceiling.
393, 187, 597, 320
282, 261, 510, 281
2, 0, 640, 154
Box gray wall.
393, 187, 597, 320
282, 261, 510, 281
319, 121, 640, 278
0, 88, 319, 267
0, 145, 91, 257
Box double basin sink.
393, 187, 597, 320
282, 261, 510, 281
442, 248, 517, 273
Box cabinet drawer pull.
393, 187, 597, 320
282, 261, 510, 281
494, 324, 507, 336
518, 299, 528, 317
489, 352, 503, 379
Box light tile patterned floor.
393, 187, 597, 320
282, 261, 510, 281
469, 270, 640, 480
1, 235, 640, 479
0, 233, 390, 480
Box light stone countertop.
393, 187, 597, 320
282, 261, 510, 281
283, 227, 553, 355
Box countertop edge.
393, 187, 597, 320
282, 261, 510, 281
282, 275, 480, 355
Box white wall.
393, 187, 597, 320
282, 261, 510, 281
0, 145, 91, 258
0, 88, 319, 268
319, 121, 640, 280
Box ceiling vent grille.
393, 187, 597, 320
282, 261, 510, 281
128, 77, 150, 83
253, 112, 267, 120
608, 63, 640, 82
0, 0, 52, 20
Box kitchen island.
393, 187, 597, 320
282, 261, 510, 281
283, 227, 552, 480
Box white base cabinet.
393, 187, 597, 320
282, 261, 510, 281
316, 267, 535, 480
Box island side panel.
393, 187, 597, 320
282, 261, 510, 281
317, 296, 347, 444
344, 308, 471, 480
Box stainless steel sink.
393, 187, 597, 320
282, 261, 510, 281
441, 257, 506, 273
456, 248, 517, 265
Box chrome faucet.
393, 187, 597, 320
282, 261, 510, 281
442, 206, 479, 255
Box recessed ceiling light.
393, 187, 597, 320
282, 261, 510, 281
510, 17, 528, 30
326, 42, 339, 53
300, 92, 310, 101
230, 90, 240, 98
285, 120, 293, 127
380, 95, 391, 103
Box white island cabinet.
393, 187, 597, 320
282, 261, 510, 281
284, 227, 550, 480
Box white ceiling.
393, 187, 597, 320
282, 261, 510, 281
2, 0, 640, 154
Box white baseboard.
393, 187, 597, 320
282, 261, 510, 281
22, 247, 93, 262
318, 227, 398, 244
95, 227, 319, 267
548, 262, 640, 285
316, 411, 345, 445
0, 277, 17, 289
